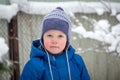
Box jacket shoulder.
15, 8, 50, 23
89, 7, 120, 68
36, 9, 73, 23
73, 54, 90, 80
20, 58, 45, 80
73, 54, 84, 64
73, 54, 86, 70
28, 58, 45, 70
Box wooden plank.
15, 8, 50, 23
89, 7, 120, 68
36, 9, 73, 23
8, 15, 20, 80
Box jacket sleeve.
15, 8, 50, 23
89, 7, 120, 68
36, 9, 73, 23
20, 59, 44, 80
74, 54, 90, 80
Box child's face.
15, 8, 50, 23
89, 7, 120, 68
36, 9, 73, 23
43, 30, 67, 54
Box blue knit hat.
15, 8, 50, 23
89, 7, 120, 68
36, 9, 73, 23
41, 7, 71, 42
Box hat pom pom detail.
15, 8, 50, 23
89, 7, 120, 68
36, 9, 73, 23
56, 7, 64, 11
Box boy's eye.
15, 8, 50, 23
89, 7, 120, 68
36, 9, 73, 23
45, 34, 65, 38
47, 34, 52, 37
58, 35, 64, 38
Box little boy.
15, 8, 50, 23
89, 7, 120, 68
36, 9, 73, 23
20, 7, 90, 80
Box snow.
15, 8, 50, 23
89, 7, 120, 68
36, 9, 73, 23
72, 18, 120, 55
0, 37, 9, 61
0, 1, 120, 56
0, 4, 18, 22
95, 8, 104, 15
112, 24, 120, 37
0, 1, 120, 21
116, 14, 120, 22
93, 20, 110, 33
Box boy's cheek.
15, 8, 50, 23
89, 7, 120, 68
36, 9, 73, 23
60, 42, 66, 48
44, 41, 50, 47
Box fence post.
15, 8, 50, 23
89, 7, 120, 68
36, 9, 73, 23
8, 15, 20, 80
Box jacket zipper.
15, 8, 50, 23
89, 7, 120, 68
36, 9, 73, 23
53, 56, 61, 80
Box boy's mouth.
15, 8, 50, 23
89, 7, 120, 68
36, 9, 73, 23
50, 46, 59, 48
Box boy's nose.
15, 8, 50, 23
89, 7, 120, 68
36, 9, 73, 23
51, 38, 58, 44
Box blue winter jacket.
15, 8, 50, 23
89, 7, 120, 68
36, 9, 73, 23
20, 40, 90, 80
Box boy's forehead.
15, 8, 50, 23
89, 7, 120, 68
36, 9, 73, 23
44, 30, 66, 34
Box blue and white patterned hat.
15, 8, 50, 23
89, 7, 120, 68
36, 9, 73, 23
41, 7, 71, 42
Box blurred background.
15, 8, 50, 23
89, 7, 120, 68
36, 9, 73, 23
0, 0, 120, 80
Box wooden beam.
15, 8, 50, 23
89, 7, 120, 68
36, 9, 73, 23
8, 15, 20, 80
